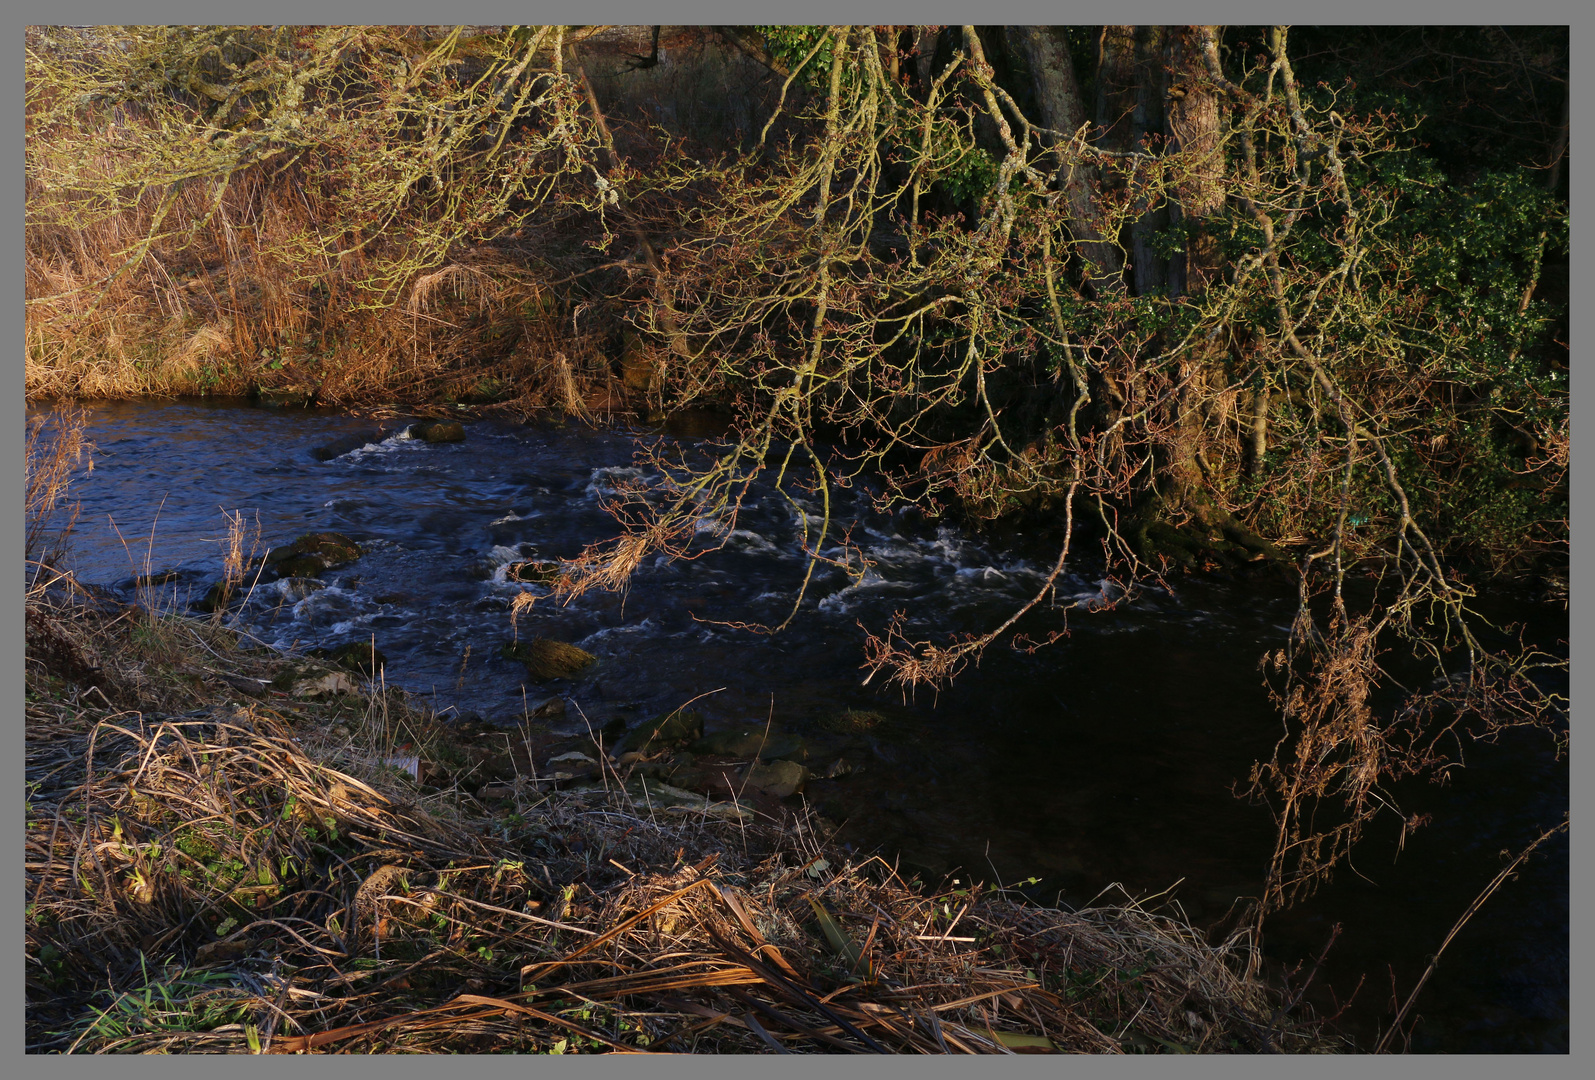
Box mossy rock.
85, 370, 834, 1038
311, 429, 387, 461
193, 581, 237, 613
619, 330, 657, 393
273, 553, 329, 579
408, 420, 466, 443
620, 709, 704, 754
741, 759, 809, 798
295, 532, 363, 566
500, 639, 596, 681
291, 670, 360, 698
1218, 520, 1286, 562
255, 385, 314, 408
819, 708, 890, 735
1138, 520, 1201, 568
267, 660, 345, 693
689, 728, 806, 760
312, 641, 387, 675
265, 532, 362, 578
506, 560, 562, 584
133, 569, 184, 587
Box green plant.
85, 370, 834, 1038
756, 26, 837, 84
65, 958, 252, 1052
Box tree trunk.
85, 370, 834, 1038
1129, 27, 1172, 298
1164, 25, 1224, 299
1094, 26, 1139, 150
1247, 382, 1270, 478
1162, 27, 1227, 523
913, 26, 944, 100
1103, 27, 1263, 563
1096, 26, 1169, 297
1005, 26, 1123, 296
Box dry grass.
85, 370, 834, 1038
25, 587, 1340, 1055
24, 27, 627, 413
24, 179, 619, 411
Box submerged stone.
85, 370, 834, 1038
689, 728, 806, 760
265, 532, 363, 578
506, 560, 562, 584
255, 385, 313, 408
501, 639, 596, 681
819, 708, 889, 734
276, 577, 325, 601
620, 709, 704, 753
311, 429, 387, 461
741, 759, 809, 798
132, 569, 184, 588
408, 420, 466, 443
193, 581, 237, 613
312, 640, 386, 675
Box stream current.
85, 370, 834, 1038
39, 398, 1568, 1053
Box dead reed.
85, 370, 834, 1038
25, 403, 91, 583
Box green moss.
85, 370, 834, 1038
820, 708, 888, 735
500, 639, 596, 681
408, 421, 466, 443
620, 709, 704, 753
313, 641, 387, 675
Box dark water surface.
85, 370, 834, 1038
40, 399, 1568, 1053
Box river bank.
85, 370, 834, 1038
24, 396, 1569, 1052
24, 577, 1342, 1055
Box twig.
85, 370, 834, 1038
1375, 819, 1568, 1053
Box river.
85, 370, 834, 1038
33, 398, 1569, 1053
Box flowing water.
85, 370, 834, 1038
37, 399, 1569, 1053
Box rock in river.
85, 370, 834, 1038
620, 709, 704, 754
506, 560, 562, 584
689, 727, 807, 760
408, 420, 466, 443
311, 429, 388, 461
272, 554, 329, 578
193, 581, 238, 613
264, 532, 363, 579
501, 639, 596, 681
740, 759, 809, 798
311, 640, 387, 676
